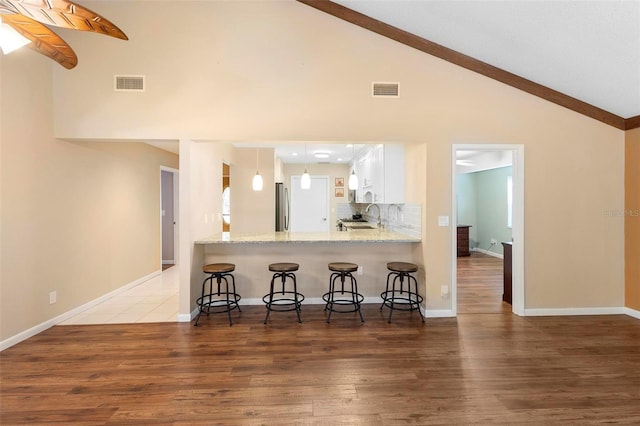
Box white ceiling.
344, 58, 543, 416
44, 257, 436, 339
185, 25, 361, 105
335, 0, 640, 118
235, 143, 370, 164
456, 150, 512, 174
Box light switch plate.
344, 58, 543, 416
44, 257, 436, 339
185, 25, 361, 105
438, 216, 449, 227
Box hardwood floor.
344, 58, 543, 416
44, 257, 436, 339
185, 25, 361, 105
457, 252, 512, 314
2, 255, 639, 424
2, 305, 639, 424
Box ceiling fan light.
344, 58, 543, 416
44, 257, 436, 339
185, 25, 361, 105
348, 171, 359, 190
0, 23, 31, 54
301, 170, 311, 189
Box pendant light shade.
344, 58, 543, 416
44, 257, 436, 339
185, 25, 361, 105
301, 144, 311, 190
252, 148, 263, 191
252, 171, 263, 191
300, 169, 311, 189
0, 22, 31, 54
348, 144, 358, 190
348, 170, 358, 190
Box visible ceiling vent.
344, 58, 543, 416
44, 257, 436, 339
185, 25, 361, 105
372, 82, 399, 97
115, 75, 145, 92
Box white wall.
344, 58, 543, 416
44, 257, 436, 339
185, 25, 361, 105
231, 147, 275, 234
1, 51, 179, 342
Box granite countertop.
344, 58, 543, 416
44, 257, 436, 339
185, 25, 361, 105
195, 229, 420, 244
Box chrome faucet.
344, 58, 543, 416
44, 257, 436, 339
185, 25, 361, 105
365, 203, 381, 228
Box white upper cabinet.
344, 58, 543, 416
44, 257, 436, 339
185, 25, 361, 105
353, 144, 405, 204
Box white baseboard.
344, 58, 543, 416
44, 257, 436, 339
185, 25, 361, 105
471, 247, 503, 259
623, 307, 640, 319
0, 270, 162, 352
177, 307, 198, 322
524, 307, 625, 317
424, 309, 456, 318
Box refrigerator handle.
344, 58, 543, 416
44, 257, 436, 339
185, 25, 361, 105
285, 187, 290, 231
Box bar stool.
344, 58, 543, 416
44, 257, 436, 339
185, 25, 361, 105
323, 262, 364, 323
263, 262, 304, 324
380, 262, 425, 323
194, 263, 241, 326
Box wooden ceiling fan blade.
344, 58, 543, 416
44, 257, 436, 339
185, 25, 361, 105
3, 0, 128, 40
2, 13, 77, 69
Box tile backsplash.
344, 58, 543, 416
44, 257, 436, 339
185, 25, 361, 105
337, 203, 422, 239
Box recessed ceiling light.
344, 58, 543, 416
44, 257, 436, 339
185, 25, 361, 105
291, 152, 298, 156
336, 158, 344, 162
345, 144, 353, 148
314, 152, 330, 159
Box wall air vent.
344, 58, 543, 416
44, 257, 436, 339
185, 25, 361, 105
372, 82, 399, 97
115, 75, 145, 92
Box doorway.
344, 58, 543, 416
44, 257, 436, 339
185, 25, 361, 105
289, 175, 330, 232
161, 167, 179, 269
451, 145, 524, 316
222, 163, 230, 232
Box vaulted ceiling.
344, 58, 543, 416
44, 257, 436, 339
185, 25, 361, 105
299, 0, 640, 130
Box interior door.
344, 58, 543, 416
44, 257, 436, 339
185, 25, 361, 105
161, 169, 175, 264
290, 176, 330, 232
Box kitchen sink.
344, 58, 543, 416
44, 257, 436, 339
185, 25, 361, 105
347, 225, 377, 230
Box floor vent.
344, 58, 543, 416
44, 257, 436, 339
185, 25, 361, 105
115, 75, 145, 92
372, 82, 399, 97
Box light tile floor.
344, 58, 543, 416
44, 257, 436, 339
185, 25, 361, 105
60, 265, 179, 325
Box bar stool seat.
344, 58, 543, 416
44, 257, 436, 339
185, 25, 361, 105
269, 263, 300, 273
195, 263, 241, 326
323, 262, 364, 323
204, 263, 236, 274
263, 262, 304, 324
380, 261, 424, 323
386, 262, 418, 274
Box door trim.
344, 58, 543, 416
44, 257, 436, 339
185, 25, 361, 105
160, 166, 179, 268
451, 144, 525, 316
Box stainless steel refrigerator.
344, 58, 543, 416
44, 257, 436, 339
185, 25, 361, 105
275, 182, 289, 231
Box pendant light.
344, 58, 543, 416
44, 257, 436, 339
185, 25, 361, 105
252, 148, 263, 191
348, 144, 358, 190
301, 145, 311, 190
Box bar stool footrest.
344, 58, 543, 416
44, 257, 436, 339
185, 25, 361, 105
196, 293, 241, 315
262, 292, 305, 312
322, 291, 365, 313
380, 291, 423, 311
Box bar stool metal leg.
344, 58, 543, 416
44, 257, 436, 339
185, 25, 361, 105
350, 273, 365, 323
263, 273, 278, 324
381, 262, 425, 323
324, 263, 364, 323
263, 263, 304, 324
195, 263, 241, 327
408, 273, 425, 322
290, 272, 302, 323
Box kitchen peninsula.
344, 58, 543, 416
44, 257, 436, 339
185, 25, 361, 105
196, 229, 419, 244
191, 229, 421, 312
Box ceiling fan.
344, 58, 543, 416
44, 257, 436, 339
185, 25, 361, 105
0, 0, 127, 69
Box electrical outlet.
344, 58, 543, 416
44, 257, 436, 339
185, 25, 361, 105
490, 238, 498, 245
49, 291, 57, 304
357, 266, 363, 276
441, 285, 449, 298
